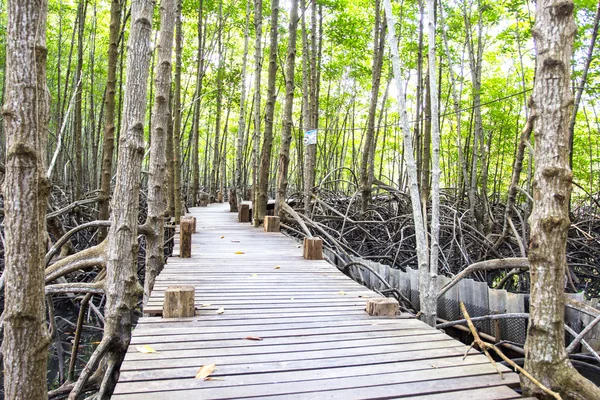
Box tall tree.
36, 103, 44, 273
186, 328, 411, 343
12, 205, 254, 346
73, 0, 87, 200
523, 0, 600, 397
275, 0, 299, 217
3, 0, 50, 397
173, 0, 183, 222
143, 0, 176, 305
303, 0, 318, 213
359, 0, 386, 216
191, 0, 205, 205
252, 0, 263, 225
98, 0, 124, 242
256, 0, 279, 222
235, 0, 251, 206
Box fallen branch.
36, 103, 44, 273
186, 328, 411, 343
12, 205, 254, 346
460, 302, 562, 400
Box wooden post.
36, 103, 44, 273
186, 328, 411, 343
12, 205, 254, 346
264, 216, 280, 232
185, 215, 196, 233
238, 203, 250, 223
366, 298, 399, 316
303, 237, 323, 260
180, 217, 193, 258
163, 285, 195, 318
229, 189, 238, 212
217, 191, 223, 203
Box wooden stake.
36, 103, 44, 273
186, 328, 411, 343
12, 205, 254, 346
180, 217, 193, 258
366, 298, 399, 316
303, 237, 323, 260
229, 189, 238, 212
199, 193, 209, 207
238, 203, 250, 223
163, 285, 195, 318
264, 216, 280, 232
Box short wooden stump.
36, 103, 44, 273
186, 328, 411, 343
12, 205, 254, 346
264, 216, 280, 232
163, 285, 195, 318
366, 298, 399, 317
179, 217, 194, 258
303, 237, 323, 260
199, 193, 209, 207
238, 203, 250, 223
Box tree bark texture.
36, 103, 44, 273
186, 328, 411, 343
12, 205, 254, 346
523, 1, 600, 398
98, 0, 123, 242
3, 0, 51, 397
143, 0, 176, 306
173, 0, 183, 222
236, 0, 251, 206
252, 0, 262, 226
256, 0, 279, 223
91, 0, 153, 395
275, 0, 298, 218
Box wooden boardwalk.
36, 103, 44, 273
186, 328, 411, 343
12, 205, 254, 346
113, 203, 522, 399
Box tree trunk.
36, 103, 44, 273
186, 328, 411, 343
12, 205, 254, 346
191, 0, 204, 206
79, 0, 153, 396
383, 0, 434, 326
359, 0, 386, 217
303, 0, 318, 214
3, 0, 51, 397
256, 0, 279, 223
143, 0, 176, 306
98, 0, 123, 242
211, 0, 224, 201
275, 0, 298, 218
523, 1, 600, 398
74, 0, 87, 200
235, 0, 251, 206
252, 0, 263, 225
173, 0, 183, 222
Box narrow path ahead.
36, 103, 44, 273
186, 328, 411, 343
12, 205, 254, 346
113, 203, 521, 399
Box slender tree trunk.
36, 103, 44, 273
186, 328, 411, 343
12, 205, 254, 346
424, 0, 440, 328
236, 0, 251, 205
3, 0, 51, 397
74, 0, 87, 199
89, 0, 154, 395
256, 0, 279, 223
300, 0, 309, 207
252, 0, 263, 225
173, 0, 183, 222
98, 0, 123, 242
359, 0, 386, 217
190, 0, 204, 206
166, 89, 175, 217
211, 0, 224, 200
143, 0, 176, 305
303, 0, 318, 213
275, 0, 298, 218
383, 0, 434, 326
523, 1, 600, 398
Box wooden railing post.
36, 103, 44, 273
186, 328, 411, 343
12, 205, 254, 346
163, 285, 195, 318
366, 298, 399, 316
238, 203, 250, 223
303, 237, 323, 260
180, 217, 193, 258
264, 216, 280, 232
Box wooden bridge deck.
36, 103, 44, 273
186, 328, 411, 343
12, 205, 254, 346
113, 203, 522, 399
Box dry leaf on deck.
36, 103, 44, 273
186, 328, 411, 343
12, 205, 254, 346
220, 236, 225, 239
244, 336, 263, 341
195, 363, 216, 379
216, 307, 225, 314
231, 240, 240, 243
274, 266, 281, 269
204, 377, 224, 381
250, 273, 258, 278
235, 251, 245, 254
358, 295, 370, 298
338, 291, 346, 295
135, 345, 157, 354
200, 303, 212, 307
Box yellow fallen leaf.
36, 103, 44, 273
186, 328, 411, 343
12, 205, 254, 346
201, 303, 212, 307
216, 307, 225, 314
204, 377, 224, 381
136, 345, 157, 354
290, 297, 295, 300
220, 236, 225, 239
235, 251, 245, 254
358, 294, 370, 298
431, 364, 438, 369
244, 336, 263, 341
338, 291, 346, 295
274, 266, 281, 269
250, 273, 258, 278
195, 363, 216, 379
